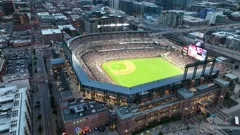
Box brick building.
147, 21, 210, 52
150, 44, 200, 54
61, 98, 109, 135
41, 29, 63, 43
115, 78, 229, 135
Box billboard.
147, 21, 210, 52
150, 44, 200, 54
188, 44, 207, 61
182, 46, 188, 56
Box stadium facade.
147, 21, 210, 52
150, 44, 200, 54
65, 31, 230, 134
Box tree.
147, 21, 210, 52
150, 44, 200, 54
50, 96, 56, 108
224, 92, 230, 100
53, 109, 57, 115
48, 83, 52, 89
49, 89, 53, 95
33, 61, 37, 66
37, 114, 42, 121
33, 49, 36, 55
35, 104, 40, 109
63, 27, 73, 36
38, 124, 43, 133
75, 31, 81, 36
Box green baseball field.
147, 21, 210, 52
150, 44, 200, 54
102, 58, 183, 87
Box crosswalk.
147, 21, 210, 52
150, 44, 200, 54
206, 107, 230, 121
184, 107, 230, 125
183, 115, 206, 125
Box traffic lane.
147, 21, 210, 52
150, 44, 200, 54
229, 109, 240, 124
38, 82, 55, 135
223, 129, 240, 135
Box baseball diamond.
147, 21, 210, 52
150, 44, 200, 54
102, 58, 183, 87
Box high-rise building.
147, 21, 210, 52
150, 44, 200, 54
155, 0, 174, 10
173, 0, 193, 9
2, 0, 29, 15
84, 18, 98, 33
2, 0, 15, 15
13, 12, 30, 25
159, 10, 184, 27
133, 2, 161, 17
119, 0, 134, 16
109, 0, 119, 9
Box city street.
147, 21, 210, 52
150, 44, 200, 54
32, 49, 57, 135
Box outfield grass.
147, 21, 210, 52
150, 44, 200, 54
102, 58, 183, 87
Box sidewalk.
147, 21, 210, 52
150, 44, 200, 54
221, 96, 240, 114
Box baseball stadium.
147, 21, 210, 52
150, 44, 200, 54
65, 31, 221, 105
62, 31, 235, 135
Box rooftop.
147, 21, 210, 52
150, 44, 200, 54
177, 88, 193, 99
50, 58, 65, 65
41, 29, 62, 35
0, 85, 29, 135
214, 78, 230, 87
57, 25, 76, 31
1, 78, 31, 90
62, 99, 108, 122
224, 73, 238, 80
183, 16, 207, 23
138, 2, 158, 7
61, 91, 74, 100
37, 12, 50, 16
212, 31, 239, 38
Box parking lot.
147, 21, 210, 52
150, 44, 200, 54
3, 48, 31, 60
55, 69, 71, 92
3, 48, 32, 74
6, 59, 30, 74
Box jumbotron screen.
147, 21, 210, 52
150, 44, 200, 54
188, 44, 207, 61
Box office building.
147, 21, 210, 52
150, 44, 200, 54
133, 2, 161, 17
119, 0, 134, 16
159, 10, 184, 27
155, 0, 174, 10
183, 16, 209, 27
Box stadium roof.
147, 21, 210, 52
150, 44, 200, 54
68, 32, 220, 95
66, 31, 149, 51
177, 88, 193, 99
214, 78, 230, 87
